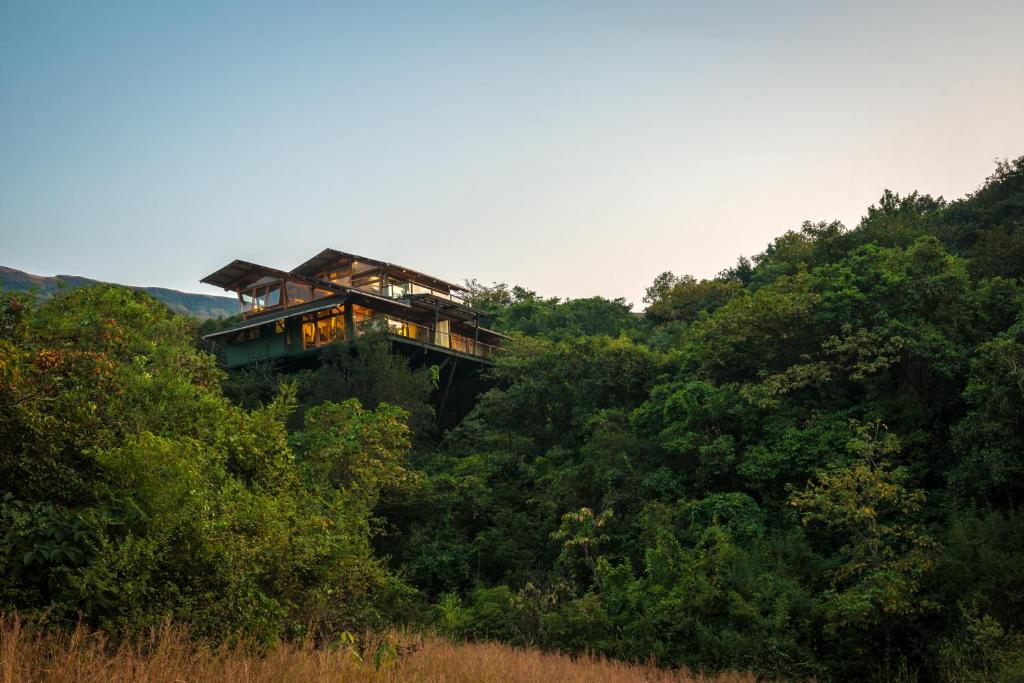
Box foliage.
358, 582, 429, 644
392, 158, 1024, 679
4, 158, 1024, 680
0, 286, 416, 642
463, 280, 638, 340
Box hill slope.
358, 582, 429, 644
0, 266, 238, 320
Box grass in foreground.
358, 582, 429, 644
1, 614, 758, 683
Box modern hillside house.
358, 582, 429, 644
201, 249, 502, 369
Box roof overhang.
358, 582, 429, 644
200, 260, 326, 292
291, 248, 469, 293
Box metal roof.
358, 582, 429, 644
291, 248, 469, 293
201, 260, 325, 291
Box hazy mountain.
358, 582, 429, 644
0, 266, 238, 320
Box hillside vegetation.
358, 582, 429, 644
0, 266, 238, 319
2, 158, 1024, 681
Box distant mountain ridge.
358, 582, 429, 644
0, 266, 238, 320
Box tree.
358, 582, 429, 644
789, 423, 938, 669
551, 507, 613, 587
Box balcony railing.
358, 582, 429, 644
355, 317, 496, 361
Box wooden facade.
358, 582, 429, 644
201, 249, 502, 369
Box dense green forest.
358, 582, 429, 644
3, 158, 1023, 681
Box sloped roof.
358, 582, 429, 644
200, 260, 321, 291
291, 248, 469, 293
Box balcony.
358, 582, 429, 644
356, 317, 497, 361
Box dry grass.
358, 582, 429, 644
1, 614, 758, 683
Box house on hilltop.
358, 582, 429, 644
200, 249, 503, 370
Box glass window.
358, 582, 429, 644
240, 291, 255, 314
266, 286, 281, 307
326, 269, 352, 286
434, 319, 450, 347
354, 275, 381, 293
316, 317, 332, 343
299, 311, 347, 348
352, 305, 373, 323
387, 279, 411, 298
386, 317, 406, 335
286, 282, 312, 305
351, 260, 377, 274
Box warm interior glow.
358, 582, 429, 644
301, 307, 346, 349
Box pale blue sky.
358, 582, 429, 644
2, 1, 1022, 305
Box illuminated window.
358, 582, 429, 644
326, 269, 352, 286
300, 310, 346, 349
386, 279, 411, 298
354, 275, 381, 293
286, 282, 312, 305
351, 304, 374, 333
434, 319, 450, 347
386, 317, 407, 336
240, 281, 284, 315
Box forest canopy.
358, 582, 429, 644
3, 157, 1024, 681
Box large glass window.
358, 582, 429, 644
325, 269, 352, 286
313, 287, 335, 300
386, 279, 411, 298
411, 283, 450, 299
434, 319, 450, 347
300, 308, 346, 349
386, 317, 407, 336
301, 319, 316, 347
286, 281, 313, 305
351, 304, 376, 334
354, 275, 381, 293
240, 281, 284, 315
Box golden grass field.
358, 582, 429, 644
1, 614, 758, 683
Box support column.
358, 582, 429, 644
438, 357, 459, 426
344, 300, 355, 340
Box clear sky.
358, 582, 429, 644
1, 1, 1022, 306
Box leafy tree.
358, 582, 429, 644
0, 285, 416, 642
789, 423, 938, 670
551, 507, 613, 586
642, 272, 740, 324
